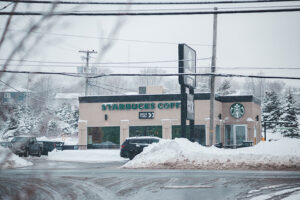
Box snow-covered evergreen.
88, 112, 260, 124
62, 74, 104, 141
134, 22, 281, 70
0, 102, 79, 139
262, 89, 282, 131
279, 91, 299, 138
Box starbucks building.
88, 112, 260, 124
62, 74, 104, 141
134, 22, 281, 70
78, 87, 262, 148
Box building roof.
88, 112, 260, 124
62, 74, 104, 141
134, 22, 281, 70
79, 93, 261, 105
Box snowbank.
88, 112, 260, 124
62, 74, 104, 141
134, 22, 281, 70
0, 147, 33, 169
47, 149, 127, 163
37, 136, 78, 145
123, 138, 300, 170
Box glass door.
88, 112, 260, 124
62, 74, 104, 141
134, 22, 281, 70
225, 125, 247, 147
234, 125, 247, 146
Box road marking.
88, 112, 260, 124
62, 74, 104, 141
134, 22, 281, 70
161, 185, 213, 189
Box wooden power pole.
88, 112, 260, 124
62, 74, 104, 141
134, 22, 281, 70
209, 7, 218, 146
79, 50, 97, 96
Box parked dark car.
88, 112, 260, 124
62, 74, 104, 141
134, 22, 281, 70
11, 136, 42, 157
37, 141, 64, 155
223, 141, 254, 149
55, 142, 64, 150
0, 141, 12, 148
120, 137, 160, 160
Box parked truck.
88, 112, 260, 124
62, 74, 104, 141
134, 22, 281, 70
11, 136, 42, 157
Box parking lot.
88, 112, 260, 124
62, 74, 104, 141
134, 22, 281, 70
1, 158, 300, 200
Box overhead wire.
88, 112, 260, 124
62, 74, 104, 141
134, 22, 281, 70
0, 28, 212, 46
2, 0, 300, 5
1, 69, 300, 80
1, 8, 300, 16
56, 5, 300, 13
0, 57, 212, 65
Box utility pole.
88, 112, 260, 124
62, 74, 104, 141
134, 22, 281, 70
209, 7, 218, 146
79, 50, 97, 96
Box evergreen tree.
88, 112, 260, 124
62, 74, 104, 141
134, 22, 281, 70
262, 89, 282, 130
280, 91, 299, 138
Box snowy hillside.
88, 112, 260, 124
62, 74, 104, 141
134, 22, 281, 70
123, 138, 300, 170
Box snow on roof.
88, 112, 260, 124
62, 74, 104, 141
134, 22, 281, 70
55, 93, 81, 99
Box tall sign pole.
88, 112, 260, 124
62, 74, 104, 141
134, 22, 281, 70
178, 44, 196, 139
79, 50, 97, 96
209, 7, 218, 146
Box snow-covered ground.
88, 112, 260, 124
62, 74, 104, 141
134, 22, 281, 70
123, 138, 300, 170
47, 149, 127, 163
0, 147, 33, 169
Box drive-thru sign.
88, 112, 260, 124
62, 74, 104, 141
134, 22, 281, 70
178, 43, 196, 138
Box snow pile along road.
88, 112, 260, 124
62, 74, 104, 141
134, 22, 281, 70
123, 138, 300, 170
0, 147, 33, 169
48, 149, 127, 163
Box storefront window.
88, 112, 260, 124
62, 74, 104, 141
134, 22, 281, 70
225, 125, 234, 146
172, 125, 190, 140
172, 125, 206, 146
129, 126, 162, 138
236, 125, 247, 145
216, 125, 220, 144
87, 127, 120, 148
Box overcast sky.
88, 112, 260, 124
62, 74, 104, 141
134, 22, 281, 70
1, 1, 300, 87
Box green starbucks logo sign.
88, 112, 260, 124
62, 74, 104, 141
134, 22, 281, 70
230, 103, 245, 119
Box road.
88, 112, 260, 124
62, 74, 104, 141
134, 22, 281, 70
0, 157, 300, 200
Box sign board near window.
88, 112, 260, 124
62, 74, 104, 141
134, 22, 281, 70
186, 94, 194, 120
139, 112, 154, 119
178, 43, 196, 88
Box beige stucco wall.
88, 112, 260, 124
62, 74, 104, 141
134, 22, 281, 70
79, 98, 261, 146
222, 102, 261, 144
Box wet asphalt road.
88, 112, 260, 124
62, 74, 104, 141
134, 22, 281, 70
0, 157, 300, 200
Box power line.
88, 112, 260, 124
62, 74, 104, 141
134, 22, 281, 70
0, 70, 85, 77
2, 63, 300, 70
2, 0, 300, 5
1, 8, 300, 16
1, 69, 300, 80
50, 5, 300, 13
0, 28, 212, 46
0, 57, 212, 65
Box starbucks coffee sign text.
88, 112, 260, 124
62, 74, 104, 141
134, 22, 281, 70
102, 102, 180, 111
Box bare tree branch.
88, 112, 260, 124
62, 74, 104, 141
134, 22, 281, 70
0, 2, 18, 49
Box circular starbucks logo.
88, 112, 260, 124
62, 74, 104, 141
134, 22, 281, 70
230, 103, 245, 119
